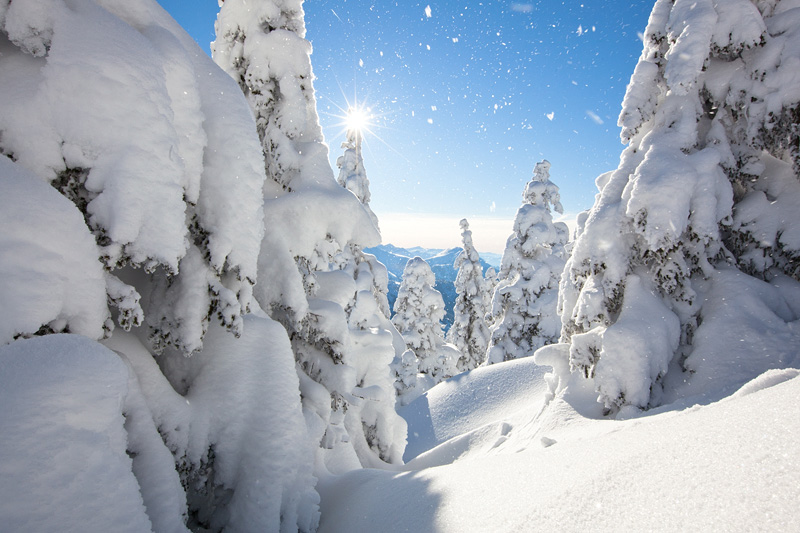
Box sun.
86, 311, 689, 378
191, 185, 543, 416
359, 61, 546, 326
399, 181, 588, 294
344, 106, 371, 136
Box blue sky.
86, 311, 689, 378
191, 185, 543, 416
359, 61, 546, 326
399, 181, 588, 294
158, 1, 652, 252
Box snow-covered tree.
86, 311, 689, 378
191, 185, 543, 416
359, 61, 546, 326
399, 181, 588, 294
212, 0, 322, 192
0, 1, 319, 530
539, 0, 800, 414
390, 348, 421, 404
484, 266, 499, 308
392, 257, 458, 402
485, 161, 569, 365
447, 219, 491, 372
337, 125, 380, 230
213, 0, 406, 471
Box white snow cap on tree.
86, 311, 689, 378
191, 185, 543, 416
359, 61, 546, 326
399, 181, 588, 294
392, 257, 459, 403
544, 0, 800, 414
485, 160, 569, 365
447, 219, 491, 372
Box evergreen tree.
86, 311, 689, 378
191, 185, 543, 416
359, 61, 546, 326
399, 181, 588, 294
390, 348, 421, 404
213, 0, 321, 191
392, 257, 458, 401
485, 161, 569, 365
337, 124, 380, 229
446, 219, 491, 371
213, 0, 406, 469
545, 0, 800, 413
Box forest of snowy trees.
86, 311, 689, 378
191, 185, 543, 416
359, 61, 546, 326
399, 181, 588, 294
0, 0, 798, 531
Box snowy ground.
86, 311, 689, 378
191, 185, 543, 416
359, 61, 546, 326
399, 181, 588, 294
318, 361, 800, 532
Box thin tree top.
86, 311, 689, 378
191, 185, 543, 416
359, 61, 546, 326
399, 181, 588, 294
523, 160, 564, 214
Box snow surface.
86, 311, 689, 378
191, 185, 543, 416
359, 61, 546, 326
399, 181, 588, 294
320, 362, 800, 532
401, 356, 550, 463
0, 335, 160, 533
0, 156, 108, 343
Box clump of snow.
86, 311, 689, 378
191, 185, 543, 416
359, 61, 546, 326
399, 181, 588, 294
0, 334, 183, 533
0, 157, 108, 343
593, 274, 681, 410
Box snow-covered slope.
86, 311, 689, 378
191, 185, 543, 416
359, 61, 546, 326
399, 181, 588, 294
318, 365, 800, 532
400, 356, 550, 463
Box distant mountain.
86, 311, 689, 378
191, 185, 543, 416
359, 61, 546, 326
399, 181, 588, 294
365, 244, 495, 330
480, 252, 503, 269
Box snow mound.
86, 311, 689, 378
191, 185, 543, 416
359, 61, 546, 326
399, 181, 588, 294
0, 157, 108, 344
401, 356, 550, 462
0, 335, 156, 533
731, 368, 800, 398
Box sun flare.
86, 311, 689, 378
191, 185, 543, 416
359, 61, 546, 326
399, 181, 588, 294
344, 106, 371, 135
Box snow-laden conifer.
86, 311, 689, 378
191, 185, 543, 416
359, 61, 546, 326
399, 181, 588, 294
337, 126, 380, 229
541, 0, 800, 414
213, 0, 406, 470
485, 161, 569, 365
446, 219, 491, 371
0, 1, 320, 530
392, 257, 459, 403
213, 0, 321, 191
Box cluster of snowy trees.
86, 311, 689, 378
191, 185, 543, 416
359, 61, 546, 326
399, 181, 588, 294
395, 0, 800, 420
1, 0, 799, 531
390, 161, 568, 376
388, 160, 569, 390
0, 0, 406, 531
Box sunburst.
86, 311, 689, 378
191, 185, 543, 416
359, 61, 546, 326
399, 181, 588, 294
344, 106, 372, 138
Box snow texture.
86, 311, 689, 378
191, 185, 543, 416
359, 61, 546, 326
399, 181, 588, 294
319, 367, 800, 533
0, 335, 168, 533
